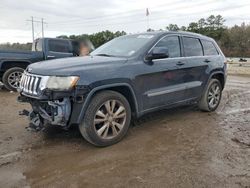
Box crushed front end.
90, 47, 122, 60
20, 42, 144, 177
18, 71, 88, 131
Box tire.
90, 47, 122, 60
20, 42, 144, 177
198, 79, 222, 112
2, 67, 24, 91
79, 90, 131, 147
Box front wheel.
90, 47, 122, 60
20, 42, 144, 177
79, 90, 131, 147
2, 67, 24, 91
198, 79, 222, 112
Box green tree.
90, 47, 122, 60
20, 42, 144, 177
0, 42, 32, 51
187, 22, 199, 32
166, 24, 179, 31
147, 28, 154, 32
60, 30, 127, 48
180, 26, 187, 31
163, 15, 250, 57
57, 35, 69, 39
1, 20, 250, 58
220, 23, 250, 57
198, 18, 206, 28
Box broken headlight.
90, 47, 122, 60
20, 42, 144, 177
42, 76, 79, 90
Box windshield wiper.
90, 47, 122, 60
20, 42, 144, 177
94, 53, 115, 57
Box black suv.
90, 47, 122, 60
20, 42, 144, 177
18, 31, 227, 146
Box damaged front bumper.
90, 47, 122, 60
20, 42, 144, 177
18, 88, 89, 131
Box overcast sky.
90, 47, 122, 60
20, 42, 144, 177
0, 0, 249, 43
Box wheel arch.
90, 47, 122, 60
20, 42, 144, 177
200, 70, 225, 98
210, 72, 225, 89
76, 83, 139, 124
1, 60, 31, 71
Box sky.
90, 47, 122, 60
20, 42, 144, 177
0, 0, 249, 43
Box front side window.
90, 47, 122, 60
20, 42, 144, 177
183, 37, 203, 57
201, 40, 219, 56
155, 36, 181, 58
48, 39, 71, 53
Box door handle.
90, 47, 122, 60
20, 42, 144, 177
176, 61, 185, 66
47, 55, 55, 58
204, 59, 211, 63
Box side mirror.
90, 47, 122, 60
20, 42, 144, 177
146, 47, 169, 61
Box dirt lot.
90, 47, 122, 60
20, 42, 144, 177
227, 63, 250, 76
0, 75, 250, 188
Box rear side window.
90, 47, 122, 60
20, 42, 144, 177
183, 37, 203, 57
48, 39, 71, 53
155, 36, 181, 58
201, 40, 219, 56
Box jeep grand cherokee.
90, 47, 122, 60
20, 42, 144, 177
18, 31, 227, 146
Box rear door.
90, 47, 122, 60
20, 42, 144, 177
179, 36, 209, 99
201, 39, 221, 67
45, 39, 74, 60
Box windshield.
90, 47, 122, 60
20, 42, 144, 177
91, 34, 156, 57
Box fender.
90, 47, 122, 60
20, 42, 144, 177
201, 70, 226, 97
75, 83, 139, 124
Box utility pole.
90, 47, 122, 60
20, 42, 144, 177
146, 8, 150, 31
41, 18, 44, 38
31, 16, 35, 42
27, 17, 47, 41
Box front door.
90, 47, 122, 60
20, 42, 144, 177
134, 35, 188, 111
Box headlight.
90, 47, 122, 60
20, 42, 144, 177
44, 76, 79, 90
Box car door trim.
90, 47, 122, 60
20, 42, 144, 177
145, 81, 202, 97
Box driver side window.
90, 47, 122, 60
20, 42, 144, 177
155, 36, 181, 58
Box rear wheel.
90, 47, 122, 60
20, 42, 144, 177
2, 67, 24, 91
198, 79, 222, 112
79, 90, 131, 147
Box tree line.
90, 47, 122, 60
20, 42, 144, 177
164, 15, 250, 58
0, 42, 32, 51
57, 30, 126, 48
0, 15, 249, 57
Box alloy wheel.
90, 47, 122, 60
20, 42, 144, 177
208, 82, 221, 109
7, 71, 23, 89
94, 100, 127, 139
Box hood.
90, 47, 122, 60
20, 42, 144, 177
28, 56, 127, 76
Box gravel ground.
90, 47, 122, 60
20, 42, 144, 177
0, 75, 249, 188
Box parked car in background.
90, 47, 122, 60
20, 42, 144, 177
0, 38, 94, 91
18, 31, 227, 146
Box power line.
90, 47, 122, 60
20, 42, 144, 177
47, 2, 250, 30
51, 0, 183, 24
50, 0, 249, 28
51, 0, 218, 26
26, 17, 47, 41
